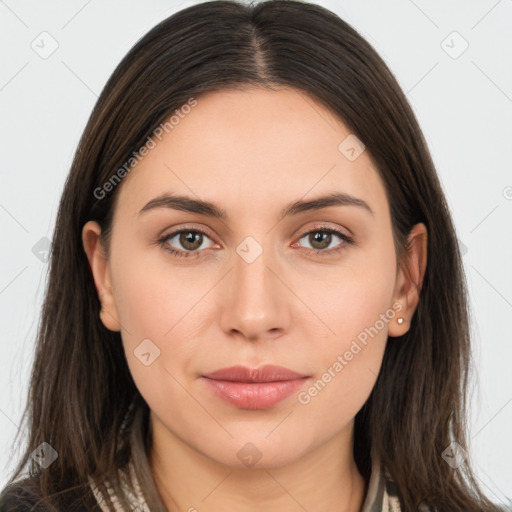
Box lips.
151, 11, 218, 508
202, 364, 308, 382
201, 365, 310, 409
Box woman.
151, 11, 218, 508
0, 1, 505, 511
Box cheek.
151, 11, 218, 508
296, 298, 390, 439
108, 243, 210, 405
113, 265, 194, 421
301, 238, 397, 346
295, 242, 396, 420
110, 242, 188, 340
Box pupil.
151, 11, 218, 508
182, 231, 201, 250
312, 231, 330, 249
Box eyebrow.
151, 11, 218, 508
138, 191, 374, 219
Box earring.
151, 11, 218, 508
397, 317, 404, 325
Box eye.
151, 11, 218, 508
294, 225, 354, 256
157, 227, 216, 258
157, 225, 354, 259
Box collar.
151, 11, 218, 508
361, 455, 402, 511
88, 461, 148, 511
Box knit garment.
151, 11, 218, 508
88, 462, 148, 512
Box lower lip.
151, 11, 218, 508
201, 377, 309, 409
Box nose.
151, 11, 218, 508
218, 238, 292, 342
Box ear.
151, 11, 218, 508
388, 223, 428, 338
82, 220, 121, 332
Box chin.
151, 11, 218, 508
199, 435, 307, 470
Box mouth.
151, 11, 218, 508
201, 365, 310, 410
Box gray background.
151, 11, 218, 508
1, 0, 511, 505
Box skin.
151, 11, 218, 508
83, 87, 427, 512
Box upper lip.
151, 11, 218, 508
202, 365, 308, 383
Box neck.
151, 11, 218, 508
148, 413, 367, 512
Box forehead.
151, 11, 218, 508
115, 87, 387, 220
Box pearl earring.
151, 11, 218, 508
397, 317, 404, 325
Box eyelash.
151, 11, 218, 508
157, 225, 354, 259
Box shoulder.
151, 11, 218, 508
0, 477, 103, 512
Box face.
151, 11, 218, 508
83, 86, 425, 470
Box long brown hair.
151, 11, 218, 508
0, 1, 502, 510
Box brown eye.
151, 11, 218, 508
178, 231, 203, 251
296, 227, 354, 255
158, 228, 215, 258
307, 231, 333, 250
